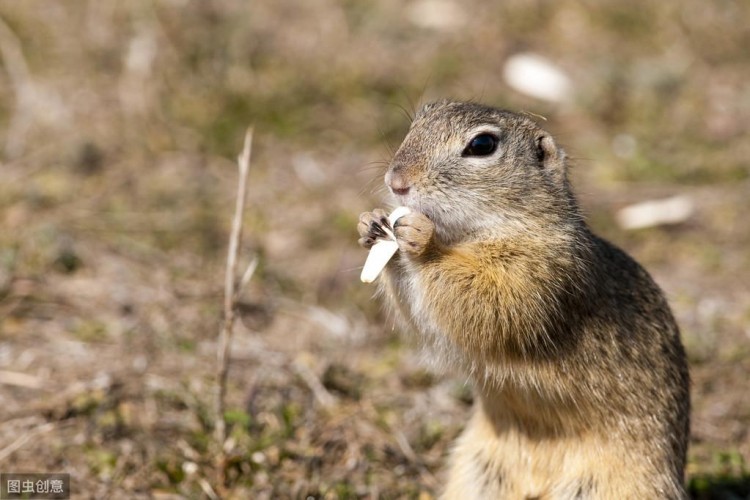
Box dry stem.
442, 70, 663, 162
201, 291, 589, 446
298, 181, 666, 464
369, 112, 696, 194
0, 422, 56, 464
215, 127, 255, 482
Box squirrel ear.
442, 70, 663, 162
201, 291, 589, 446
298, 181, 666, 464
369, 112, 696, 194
536, 133, 567, 180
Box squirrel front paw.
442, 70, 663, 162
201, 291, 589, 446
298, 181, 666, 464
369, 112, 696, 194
357, 209, 390, 249
394, 212, 435, 257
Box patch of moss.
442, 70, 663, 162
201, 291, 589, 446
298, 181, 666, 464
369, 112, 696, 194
71, 320, 109, 343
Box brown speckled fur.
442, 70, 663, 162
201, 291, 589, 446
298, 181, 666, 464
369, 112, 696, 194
358, 101, 690, 499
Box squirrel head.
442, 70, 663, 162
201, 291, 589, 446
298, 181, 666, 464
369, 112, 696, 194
386, 100, 579, 244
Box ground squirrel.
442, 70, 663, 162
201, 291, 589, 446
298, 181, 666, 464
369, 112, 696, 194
357, 101, 690, 499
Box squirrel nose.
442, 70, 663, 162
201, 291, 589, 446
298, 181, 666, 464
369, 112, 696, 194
386, 169, 411, 196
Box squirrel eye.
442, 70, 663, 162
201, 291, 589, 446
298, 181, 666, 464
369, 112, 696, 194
463, 134, 498, 157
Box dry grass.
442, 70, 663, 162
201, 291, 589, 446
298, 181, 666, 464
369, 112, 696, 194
0, 1, 748, 498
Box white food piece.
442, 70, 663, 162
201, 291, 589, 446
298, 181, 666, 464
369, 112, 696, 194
616, 195, 694, 230
503, 53, 572, 103
386, 206, 412, 226
360, 240, 399, 284
360, 206, 412, 283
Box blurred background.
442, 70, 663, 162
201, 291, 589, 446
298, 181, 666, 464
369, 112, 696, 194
0, 1, 748, 498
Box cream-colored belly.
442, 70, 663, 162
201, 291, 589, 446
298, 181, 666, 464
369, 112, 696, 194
440, 407, 657, 500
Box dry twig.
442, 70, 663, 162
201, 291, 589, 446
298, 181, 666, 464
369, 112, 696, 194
215, 128, 256, 483
0, 370, 44, 390
0, 422, 56, 464
292, 361, 338, 409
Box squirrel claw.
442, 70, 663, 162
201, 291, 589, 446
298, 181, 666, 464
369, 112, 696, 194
358, 209, 390, 249
394, 212, 435, 256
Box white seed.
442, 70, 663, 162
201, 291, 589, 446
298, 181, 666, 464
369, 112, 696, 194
503, 53, 572, 103
360, 206, 412, 283
616, 195, 694, 230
